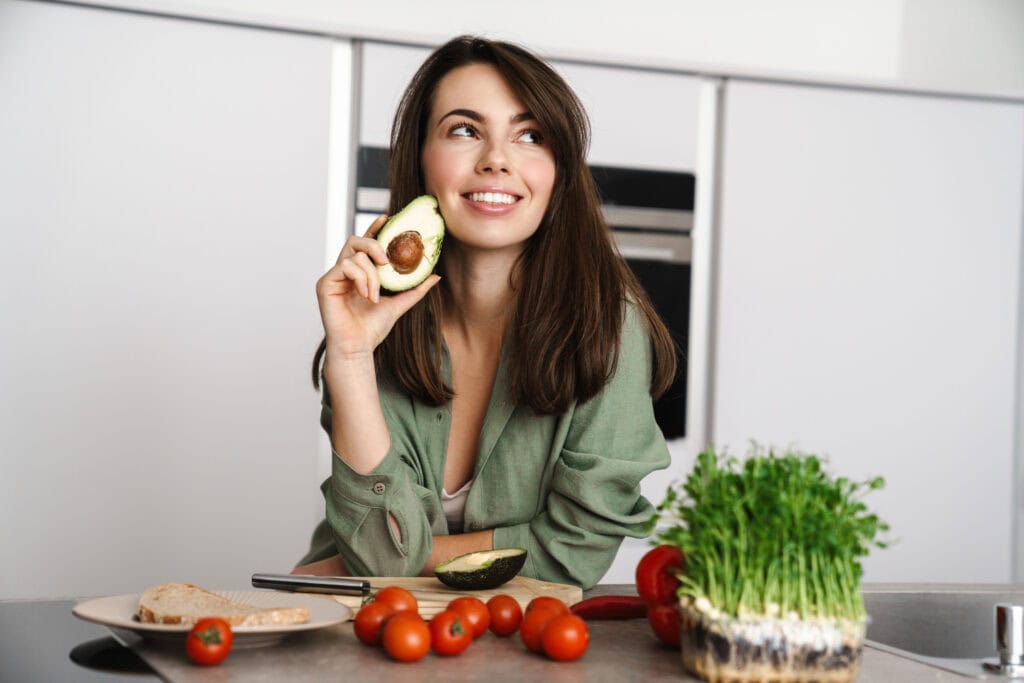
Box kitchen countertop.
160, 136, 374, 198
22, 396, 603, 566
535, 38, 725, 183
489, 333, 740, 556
0, 585, 985, 682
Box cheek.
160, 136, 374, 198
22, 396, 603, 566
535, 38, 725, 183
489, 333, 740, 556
525, 158, 556, 204
420, 145, 447, 196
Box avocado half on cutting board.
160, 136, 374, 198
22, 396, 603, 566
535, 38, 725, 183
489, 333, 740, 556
376, 195, 445, 292
434, 548, 528, 590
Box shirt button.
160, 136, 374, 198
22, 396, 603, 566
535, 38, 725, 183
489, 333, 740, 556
372, 482, 386, 495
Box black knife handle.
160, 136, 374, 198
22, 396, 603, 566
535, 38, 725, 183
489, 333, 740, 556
251, 573, 370, 595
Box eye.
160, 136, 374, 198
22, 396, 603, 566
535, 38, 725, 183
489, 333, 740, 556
447, 121, 477, 138
517, 129, 545, 145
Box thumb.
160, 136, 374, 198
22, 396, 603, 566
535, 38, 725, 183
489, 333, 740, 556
388, 274, 441, 318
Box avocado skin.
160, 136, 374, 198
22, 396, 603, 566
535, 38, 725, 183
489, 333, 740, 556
434, 550, 528, 590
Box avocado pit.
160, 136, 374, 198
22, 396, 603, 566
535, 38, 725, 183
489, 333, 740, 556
386, 230, 425, 275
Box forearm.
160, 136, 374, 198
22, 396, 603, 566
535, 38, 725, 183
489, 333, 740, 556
324, 351, 391, 474
291, 554, 348, 577
418, 529, 494, 576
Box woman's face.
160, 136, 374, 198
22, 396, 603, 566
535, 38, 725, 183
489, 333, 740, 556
421, 63, 556, 256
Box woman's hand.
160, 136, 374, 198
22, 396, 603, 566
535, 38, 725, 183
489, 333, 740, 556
316, 214, 440, 357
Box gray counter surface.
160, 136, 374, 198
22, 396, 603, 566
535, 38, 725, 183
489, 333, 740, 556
1, 584, 985, 682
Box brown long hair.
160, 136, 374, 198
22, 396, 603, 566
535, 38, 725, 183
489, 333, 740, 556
313, 36, 677, 414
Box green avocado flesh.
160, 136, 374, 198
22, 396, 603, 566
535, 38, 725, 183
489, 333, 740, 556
434, 548, 528, 590
376, 195, 445, 292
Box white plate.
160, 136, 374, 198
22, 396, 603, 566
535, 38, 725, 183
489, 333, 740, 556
72, 590, 353, 648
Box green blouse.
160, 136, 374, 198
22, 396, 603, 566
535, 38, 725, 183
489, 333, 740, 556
298, 304, 670, 589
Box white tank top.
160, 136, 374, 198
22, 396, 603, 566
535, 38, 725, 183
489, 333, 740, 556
440, 479, 473, 535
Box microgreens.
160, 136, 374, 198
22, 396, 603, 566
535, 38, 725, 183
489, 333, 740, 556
652, 445, 888, 621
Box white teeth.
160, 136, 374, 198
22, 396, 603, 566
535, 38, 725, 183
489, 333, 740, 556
468, 192, 516, 205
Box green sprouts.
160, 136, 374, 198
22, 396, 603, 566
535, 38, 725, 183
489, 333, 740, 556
653, 446, 888, 621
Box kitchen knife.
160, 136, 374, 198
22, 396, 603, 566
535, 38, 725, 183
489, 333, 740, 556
251, 573, 370, 596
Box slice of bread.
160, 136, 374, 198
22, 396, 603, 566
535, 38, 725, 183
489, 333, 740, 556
137, 582, 310, 627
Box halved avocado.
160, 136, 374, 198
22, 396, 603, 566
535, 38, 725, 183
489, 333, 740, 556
434, 548, 527, 590
376, 195, 444, 292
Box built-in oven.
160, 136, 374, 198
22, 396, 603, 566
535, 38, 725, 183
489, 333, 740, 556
596, 166, 693, 439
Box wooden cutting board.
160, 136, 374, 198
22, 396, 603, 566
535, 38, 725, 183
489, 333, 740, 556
329, 575, 582, 618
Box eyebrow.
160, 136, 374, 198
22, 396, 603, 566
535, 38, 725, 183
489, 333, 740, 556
436, 108, 536, 127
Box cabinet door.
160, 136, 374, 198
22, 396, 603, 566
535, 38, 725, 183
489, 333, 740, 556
0, 2, 336, 598
713, 79, 1024, 582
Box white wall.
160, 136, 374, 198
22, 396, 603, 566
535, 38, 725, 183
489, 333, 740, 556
0, 1, 335, 599
901, 0, 1024, 93
41, 0, 1024, 95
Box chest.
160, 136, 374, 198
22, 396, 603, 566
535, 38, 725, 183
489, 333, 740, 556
443, 350, 499, 491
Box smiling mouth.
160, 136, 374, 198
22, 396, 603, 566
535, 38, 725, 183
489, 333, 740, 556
464, 191, 519, 205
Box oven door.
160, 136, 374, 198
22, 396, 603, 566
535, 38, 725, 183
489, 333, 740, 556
611, 227, 691, 439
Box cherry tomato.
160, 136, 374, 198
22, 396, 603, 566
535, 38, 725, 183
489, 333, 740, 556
647, 603, 682, 649
353, 601, 395, 646
541, 614, 590, 662
381, 611, 431, 663
447, 596, 490, 639
486, 594, 523, 636
374, 586, 419, 614
636, 544, 685, 605
429, 609, 472, 656
525, 596, 569, 615
519, 605, 562, 653
185, 617, 233, 666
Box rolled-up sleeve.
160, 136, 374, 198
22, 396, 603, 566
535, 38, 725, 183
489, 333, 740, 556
325, 445, 445, 576
492, 305, 671, 588
316, 383, 446, 577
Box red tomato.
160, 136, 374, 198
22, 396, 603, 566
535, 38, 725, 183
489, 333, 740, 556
381, 611, 431, 663
185, 617, 233, 666
447, 596, 490, 639
486, 594, 523, 636
541, 614, 590, 662
647, 603, 682, 649
374, 586, 419, 614
353, 601, 395, 646
635, 545, 685, 604
525, 596, 569, 615
519, 606, 562, 653
429, 609, 472, 656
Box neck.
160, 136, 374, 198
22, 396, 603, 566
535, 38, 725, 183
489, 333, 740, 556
440, 246, 518, 345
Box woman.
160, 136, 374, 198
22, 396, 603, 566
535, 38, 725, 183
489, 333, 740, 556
295, 36, 677, 589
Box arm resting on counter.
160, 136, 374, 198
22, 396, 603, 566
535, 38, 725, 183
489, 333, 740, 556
418, 529, 494, 576
291, 554, 348, 576
293, 529, 493, 578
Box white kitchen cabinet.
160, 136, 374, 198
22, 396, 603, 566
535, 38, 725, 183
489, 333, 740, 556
711, 79, 1024, 582
0, 1, 342, 598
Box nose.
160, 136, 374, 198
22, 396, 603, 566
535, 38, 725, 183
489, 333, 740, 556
476, 139, 510, 175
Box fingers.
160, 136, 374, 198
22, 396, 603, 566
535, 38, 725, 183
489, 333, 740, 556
364, 214, 389, 239
317, 253, 379, 303
337, 256, 380, 302
325, 218, 390, 302
337, 235, 388, 266
351, 251, 382, 303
